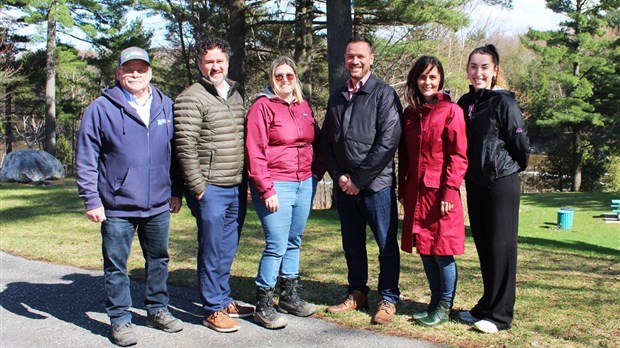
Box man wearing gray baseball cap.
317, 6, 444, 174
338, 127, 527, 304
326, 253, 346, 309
76, 46, 184, 346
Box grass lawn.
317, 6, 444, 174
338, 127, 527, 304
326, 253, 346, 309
1, 179, 618, 347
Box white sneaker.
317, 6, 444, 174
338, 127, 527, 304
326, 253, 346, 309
457, 311, 477, 325
473, 319, 499, 333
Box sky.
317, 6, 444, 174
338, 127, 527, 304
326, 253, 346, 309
469, 0, 568, 34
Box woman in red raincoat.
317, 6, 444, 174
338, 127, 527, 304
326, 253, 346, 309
398, 55, 468, 326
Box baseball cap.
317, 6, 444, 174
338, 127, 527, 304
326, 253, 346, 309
119, 47, 150, 66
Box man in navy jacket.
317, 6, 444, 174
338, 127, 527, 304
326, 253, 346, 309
321, 37, 403, 325
76, 47, 184, 346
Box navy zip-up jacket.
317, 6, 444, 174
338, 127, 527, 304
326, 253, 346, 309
321, 74, 403, 192
76, 83, 183, 218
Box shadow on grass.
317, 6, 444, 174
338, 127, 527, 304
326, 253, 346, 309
518, 236, 620, 257
522, 191, 619, 210
0, 182, 83, 223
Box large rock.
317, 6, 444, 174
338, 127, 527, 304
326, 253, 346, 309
0, 150, 65, 182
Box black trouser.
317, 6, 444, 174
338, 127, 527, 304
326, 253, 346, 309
466, 173, 520, 330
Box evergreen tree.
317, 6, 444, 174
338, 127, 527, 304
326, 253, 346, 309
523, 0, 620, 191
4, 0, 129, 156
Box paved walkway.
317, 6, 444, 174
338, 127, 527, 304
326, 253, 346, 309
0, 252, 440, 347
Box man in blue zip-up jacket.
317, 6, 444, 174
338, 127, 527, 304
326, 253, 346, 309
76, 47, 184, 346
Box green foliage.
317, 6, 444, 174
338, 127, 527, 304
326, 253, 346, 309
580, 144, 608, 192
89, 19, 154, 89
55, 44, 97, 124
7, 0, 129, 47
606, 156, 620, 192
55, 133, 74, 175
544, 140, 573, 192
520, 0, 619, 191
353, 0, 470, 33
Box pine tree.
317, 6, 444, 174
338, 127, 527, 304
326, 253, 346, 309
523, 0, 620, 191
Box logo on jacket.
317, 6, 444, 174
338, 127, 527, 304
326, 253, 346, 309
157, 119, 171, 126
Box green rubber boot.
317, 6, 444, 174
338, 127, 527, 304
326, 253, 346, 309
417, 301, 450, 326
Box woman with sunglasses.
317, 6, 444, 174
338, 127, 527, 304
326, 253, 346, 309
245, 55, 323, 329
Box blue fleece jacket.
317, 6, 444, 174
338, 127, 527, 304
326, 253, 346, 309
76, 83, 183, 218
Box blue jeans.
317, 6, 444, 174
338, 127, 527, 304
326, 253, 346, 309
185, 184, 247, 314
251, 177, 315, 288
420, 255, 458, 309
336, 186, 400, 303
101, 211, 171, 326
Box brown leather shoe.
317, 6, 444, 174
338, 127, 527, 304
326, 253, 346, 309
372, 300, 396, 325
203, 311, 240, 333
224, 301, 255, 318
326, 290, 369, 313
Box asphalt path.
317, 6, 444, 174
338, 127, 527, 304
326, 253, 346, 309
0, 252, 441, 347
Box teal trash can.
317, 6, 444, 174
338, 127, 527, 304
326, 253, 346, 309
557, 207, 574, 230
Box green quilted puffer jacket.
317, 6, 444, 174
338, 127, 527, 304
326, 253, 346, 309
174, 76, 245, 196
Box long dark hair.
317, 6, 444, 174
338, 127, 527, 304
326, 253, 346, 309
404, 55, 444, 111
467, 44, 507, 89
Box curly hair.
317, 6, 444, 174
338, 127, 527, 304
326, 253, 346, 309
196, 37, 232, 60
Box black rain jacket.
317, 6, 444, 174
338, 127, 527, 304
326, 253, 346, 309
457, 86, 530, 186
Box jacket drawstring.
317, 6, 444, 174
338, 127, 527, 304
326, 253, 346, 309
121, 109, 126, 135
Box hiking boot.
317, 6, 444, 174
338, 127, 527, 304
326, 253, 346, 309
277, 277, 316, 317
203, 311, 240, 333
417, 301, 450, 326
224, 301, 255, 318
254, 286, 287, 329
326, 290, 369, 313
372, 299, 396, 325
111, 322, 137, 347
147, 309, 183, 333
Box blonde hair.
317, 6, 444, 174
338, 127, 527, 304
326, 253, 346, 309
269, 56, 304, 102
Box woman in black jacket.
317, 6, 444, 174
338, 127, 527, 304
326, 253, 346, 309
456, 44, 530, 333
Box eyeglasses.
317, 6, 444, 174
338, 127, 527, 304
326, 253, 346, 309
120, 68, 150, 75
274, 73, 295, 82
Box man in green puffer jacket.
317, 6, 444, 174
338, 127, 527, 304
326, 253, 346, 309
173, 37, 253, 333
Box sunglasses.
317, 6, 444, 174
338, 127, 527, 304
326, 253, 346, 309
274, 73, 295, 82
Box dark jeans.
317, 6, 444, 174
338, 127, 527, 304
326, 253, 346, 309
101, 211, 171, 326
336, 186, 400, 303
466, 173, 520, 330
185, 184, 247, 314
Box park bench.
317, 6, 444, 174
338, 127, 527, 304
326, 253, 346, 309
612, 199, 620, 220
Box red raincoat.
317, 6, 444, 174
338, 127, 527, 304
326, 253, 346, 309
398, 93, 468, 255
